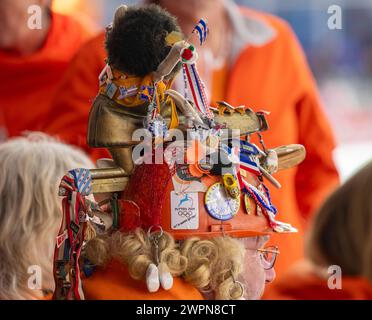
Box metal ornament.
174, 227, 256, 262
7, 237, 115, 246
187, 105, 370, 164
244, 194, 252, 215
145, 226, 174, 292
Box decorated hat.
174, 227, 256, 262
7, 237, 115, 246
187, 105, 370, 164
119, 126, 304, 239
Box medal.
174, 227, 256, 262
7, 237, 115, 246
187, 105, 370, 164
205, 182, 240, 221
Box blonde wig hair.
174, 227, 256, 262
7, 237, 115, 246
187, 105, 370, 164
306, 161, 372, 281
85, 228, 246, 300
0, 133, 93, 299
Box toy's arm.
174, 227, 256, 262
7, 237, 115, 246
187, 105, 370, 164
152, 41, 189, 83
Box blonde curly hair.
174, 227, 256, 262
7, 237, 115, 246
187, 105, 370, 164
84, 228, 245, 300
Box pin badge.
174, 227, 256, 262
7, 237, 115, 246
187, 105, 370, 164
205, 182, 240, 221
106, 82, 118, 99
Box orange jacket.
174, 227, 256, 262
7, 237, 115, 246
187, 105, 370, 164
264, 264, 372, 300
82, 260, 204, 300
43, 33, 110, 159
226, 8, 340, 275
43, 10, 339, 277
0, 13, 90, 140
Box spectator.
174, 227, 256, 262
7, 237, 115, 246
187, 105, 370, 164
0, 133, 93, 299
265, 161, 372, 299
43, 0, 339, 277
0, 0, 91, 141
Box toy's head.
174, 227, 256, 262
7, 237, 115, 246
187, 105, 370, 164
88, 5, 186, 173
105, 4, 182, 77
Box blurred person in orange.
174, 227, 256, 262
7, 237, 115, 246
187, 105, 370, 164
264, 161, 372, 300
0, 0, 91, 142
52, 0, 103, 33
0, 133, 93, 299
43, 32, 110, 159
43, 0, 339, 278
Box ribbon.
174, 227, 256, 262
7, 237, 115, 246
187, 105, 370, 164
242, 181, 277, 215
183, 63, 213, 119
52, 168, 92, 300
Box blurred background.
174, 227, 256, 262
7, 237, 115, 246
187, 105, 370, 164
52, 0, 372, 181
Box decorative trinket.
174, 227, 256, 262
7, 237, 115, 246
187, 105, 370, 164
222, 173, 240, 199
244, 194, 252, 215
145, 227, 174, 292
105, 82, 117, 99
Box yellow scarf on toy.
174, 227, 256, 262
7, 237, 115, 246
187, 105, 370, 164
98, 66, 179, 129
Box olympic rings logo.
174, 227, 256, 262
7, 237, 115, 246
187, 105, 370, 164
177, 209, 194, 218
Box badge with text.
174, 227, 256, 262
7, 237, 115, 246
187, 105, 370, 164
171, 191, 199, 230
172, 164, 207, 193
56, 230, 68, 248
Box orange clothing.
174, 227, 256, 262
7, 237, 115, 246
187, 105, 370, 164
210, 64, 229, 107
82, 260, 204, 300
0, 12, 90, 140
224, 8, 339, 276
264, 265, 372, 300
52, 0, 102, 34
42, 292, 53, 300
43, 33, 109, 160
43, 9, 339, 277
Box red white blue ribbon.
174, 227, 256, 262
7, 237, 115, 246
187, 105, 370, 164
240, 152, 261, 176
183, 63, 213, 119
242, 182, 277, 215
53, 168, 92, 300
235, 140, 260, 177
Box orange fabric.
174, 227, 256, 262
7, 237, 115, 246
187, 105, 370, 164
52, 0, 102, 34
43, 9, 339, 277
43, 33, 109, 161
225, 9, 339, 278
210, 64, 229, 107
82, 259, 204, 300
42, 293, 53, 300
209, 9, 340, 277
0, 12, 91, 140
264, 263, 372, 300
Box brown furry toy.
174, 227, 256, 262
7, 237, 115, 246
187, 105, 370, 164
87, 4, 188, 173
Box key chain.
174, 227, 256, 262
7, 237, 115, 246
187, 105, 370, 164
145, 226, 173, 292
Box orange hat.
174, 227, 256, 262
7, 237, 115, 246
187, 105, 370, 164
120, 140, 276, 240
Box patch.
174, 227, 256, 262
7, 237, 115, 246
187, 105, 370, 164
170, 191, 199, 230
56, 230, 68, 248
106, 82, 117, 99
69, 221, 80, 235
